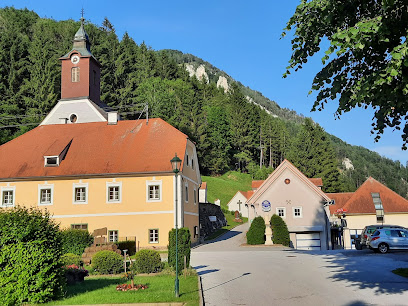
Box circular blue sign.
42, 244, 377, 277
262, 200, 271, 212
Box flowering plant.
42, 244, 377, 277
64, 264, 88, 284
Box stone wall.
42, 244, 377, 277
199, 202, 227, 239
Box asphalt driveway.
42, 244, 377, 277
191, 224, 408, 306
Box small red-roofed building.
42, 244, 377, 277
0, 19, 201, 249
327, 177, 408, 249
227, 190, 254, 218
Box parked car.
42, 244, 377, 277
360, 225, 405, 247
369, 228, 408, 253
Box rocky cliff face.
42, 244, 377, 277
185, 64, 209, 83
342, 158, 355, 170
217, 76, 229, 93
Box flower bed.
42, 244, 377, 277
64, 264, 89, 285
116, 284, 148, 291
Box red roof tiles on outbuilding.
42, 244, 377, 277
342, 177, 408, 214
0, 118, 188, 179
326, 192, 354, 214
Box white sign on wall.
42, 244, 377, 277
209, 216, 217, 222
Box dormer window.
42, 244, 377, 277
71, 67, 80, 82
44, 156, 59, 167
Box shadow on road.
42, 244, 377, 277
197, 269, 220, 276
203, 272, 251, 292
286, 248, 408, 295
202, 229, 242, 245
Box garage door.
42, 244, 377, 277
296, 233, 321, 250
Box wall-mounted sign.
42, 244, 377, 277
209, 216, 217, 222
262, 200, 271, 212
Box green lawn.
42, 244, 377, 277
44, 275, 199, 305
202, 171, 252, 210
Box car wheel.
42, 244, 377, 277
378, 243, 389, 254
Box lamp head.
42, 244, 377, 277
170, 153, 182, 174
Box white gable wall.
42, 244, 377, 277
251, 167, 331, 249
41, 99, 107, 125
227, 192, 249, 218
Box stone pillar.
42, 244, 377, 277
264, 215, 273, 245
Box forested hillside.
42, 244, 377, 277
0, 7, 407, 197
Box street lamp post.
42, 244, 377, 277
170, 153, 182, 298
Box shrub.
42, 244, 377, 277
91, 250, 123, 274
131, 249, 162, 274
116, 240, 136, 256
270, 214, 290, 246
0, 206, 64, 305
60, 228, 93, 256
168, 227, 191, 274
61, 253, 83, 267
246, 216, 266, 245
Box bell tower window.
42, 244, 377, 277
71, 67, 80, 82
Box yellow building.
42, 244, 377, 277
0, 18, 201, 248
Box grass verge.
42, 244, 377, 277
44, 275, 199, 305
392, 268, 408, 278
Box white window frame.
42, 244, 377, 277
106, 181, 122, 204
73, 183, 88, 204
1, 186, 15, 207
276, 207, 286, 218
108, 230, 119, 242
44, 155, 59, 167
149, 229, 159, 244
38, 184, 54, 206
293, 207, 303, 218
185, 182, 189, 203
146, 180, 162, 202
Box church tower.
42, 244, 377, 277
60, 17, 101, 105
40, 17, 115, 126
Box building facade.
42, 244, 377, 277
0, 18, 201, 248
246, 160, 332, 250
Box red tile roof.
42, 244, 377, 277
252, 180, 264, 190
326, 192, 354, 214
308, 178, 323, 187
239, 190, 255, 200
0, 119, 188, 179
200, 182, 207, 190
341, 177, 408, 214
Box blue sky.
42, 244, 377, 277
3, 0, 407, 165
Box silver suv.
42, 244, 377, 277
369, 228, 408, 253
360, 224, 403, 246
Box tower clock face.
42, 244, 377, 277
71, 55, 80, 64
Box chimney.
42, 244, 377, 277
108, 112, 118, 125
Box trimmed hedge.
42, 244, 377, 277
270, 214, 290, 246
131, 249, 162, 273
60, 228, 93, 256
116, 240, 136, 256
61, 253, 83, 267
168, 227, 191, 274
246, 216, 266, 245
91, 250, 123, 274
0, 206, 64, 306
